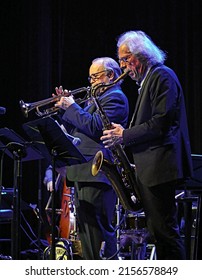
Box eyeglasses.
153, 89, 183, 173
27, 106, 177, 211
88, 70, 108, 82
118, 53, 133, 64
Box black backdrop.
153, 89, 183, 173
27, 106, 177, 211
1, 0, 202, 256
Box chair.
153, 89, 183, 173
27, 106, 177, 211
176, 190, 200, 260
0, 208, 13, 257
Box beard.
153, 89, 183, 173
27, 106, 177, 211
129, 68, 142, 83
129, 64, 147, 84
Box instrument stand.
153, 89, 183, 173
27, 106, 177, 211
36, 159, 43, 259
29, 159, 44, 259
116, 198, 122, 257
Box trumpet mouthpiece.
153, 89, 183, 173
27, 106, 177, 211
19, 100, 29, 118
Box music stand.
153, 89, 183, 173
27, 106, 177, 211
23, 116, 86, 259
0, 128, 43, 259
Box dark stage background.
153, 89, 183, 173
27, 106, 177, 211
1, 0, 202, 258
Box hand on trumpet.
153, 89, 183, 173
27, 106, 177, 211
53, 85, 75, 110
100, 123, 124, 148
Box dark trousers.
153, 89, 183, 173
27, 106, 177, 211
74, 182, 118, 260
138, 182, 186, 260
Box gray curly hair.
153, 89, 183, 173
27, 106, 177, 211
117, 30, 166, 67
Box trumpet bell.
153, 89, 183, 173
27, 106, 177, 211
91, 150, 104, 176
19, 98, 59, 118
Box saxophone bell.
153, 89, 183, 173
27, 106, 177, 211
91, 150, 103, 176
92, 150, 143, 213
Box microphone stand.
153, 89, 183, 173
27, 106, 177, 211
11, 143, 27, 259
50, 148, 57, 260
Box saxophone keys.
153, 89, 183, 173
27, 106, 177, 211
131, 194, 137, 204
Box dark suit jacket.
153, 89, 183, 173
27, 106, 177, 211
62, 85, 129, 184
123, 64, 193, 187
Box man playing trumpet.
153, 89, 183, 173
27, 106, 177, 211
44, 57, 129, 260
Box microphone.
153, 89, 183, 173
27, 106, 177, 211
59, 123, 81, 146
64, 132, 81, 146
0, 107, 6, 115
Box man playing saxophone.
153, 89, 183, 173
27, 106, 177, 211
44, 57, 129, 259
101, 31, 193, 260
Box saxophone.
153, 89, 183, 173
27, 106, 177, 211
91, 71, 143, 212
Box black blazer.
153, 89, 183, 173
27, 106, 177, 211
123, 64, 193, 187
62, 85, 129, 184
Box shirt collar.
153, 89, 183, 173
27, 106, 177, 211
137, 66, 151, 94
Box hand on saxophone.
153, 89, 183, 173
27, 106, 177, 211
100, 123, 124, 148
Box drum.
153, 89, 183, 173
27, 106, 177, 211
123, 211, 146, 231
119, 211, 149, 260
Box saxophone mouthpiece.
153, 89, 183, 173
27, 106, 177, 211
122, 69, 131, 77
115, 69, 131, 83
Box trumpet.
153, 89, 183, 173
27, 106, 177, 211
19, 86, 91, 118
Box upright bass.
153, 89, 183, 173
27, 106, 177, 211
45, 174, 75, 243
